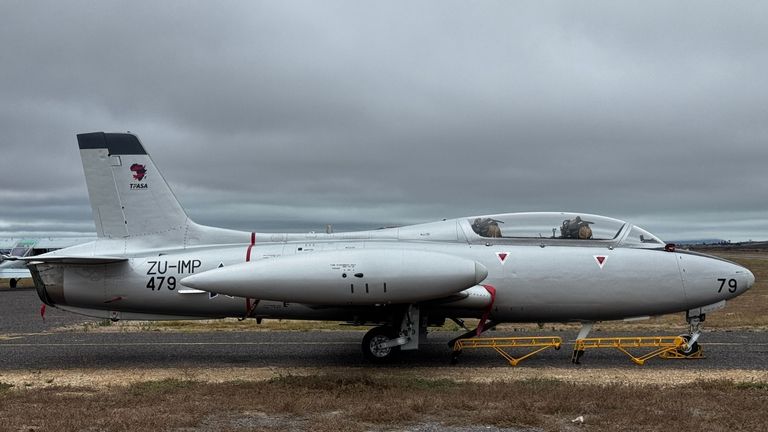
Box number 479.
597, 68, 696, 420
147, 276, 176, 291
717, 278, 737, 293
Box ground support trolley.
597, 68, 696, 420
571, 336, 692, 365
451, 336, 562, 366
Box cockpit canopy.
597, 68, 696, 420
466, 212, 663, 248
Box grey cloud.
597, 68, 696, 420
0, 1, 766, 242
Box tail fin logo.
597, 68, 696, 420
130, 164, 147, 181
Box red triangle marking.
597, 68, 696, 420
596, 256, 605, 265
498, 253, 508, 262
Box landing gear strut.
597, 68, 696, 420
678, 312, 704, 357
571, 322, 593, 364
361, 305, 424, 363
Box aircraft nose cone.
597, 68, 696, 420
731, 262, 755, 294
745, 268, 756, 291
474, 262, 489, 284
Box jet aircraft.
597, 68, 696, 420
0, 238, 93, 288
10, 132, 756, 362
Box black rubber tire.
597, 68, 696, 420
9, 278, 17, 289
450, 350, 462, 365
678, 334, 701, 356
362, 326, 400, 363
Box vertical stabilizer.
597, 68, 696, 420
78, 132, 189, 240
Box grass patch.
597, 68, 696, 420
736, 381, 768, 391
128, 378, 198, 395
406, 377, 459, 390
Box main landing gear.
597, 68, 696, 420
361, 305, 424, 363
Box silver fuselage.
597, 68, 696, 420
30, 217, 754, 324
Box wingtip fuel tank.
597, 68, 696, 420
181, 249, 488, 305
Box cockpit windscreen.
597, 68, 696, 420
469, 213, 626, 241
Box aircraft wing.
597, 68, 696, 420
31, 237, 95, 249
0, 237, 94, 250
20, 256, 128, 265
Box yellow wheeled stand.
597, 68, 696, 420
571, 336, 702, 365
452, 336, 562, 366
660, 346, 705, 360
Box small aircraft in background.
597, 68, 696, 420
8, 132, 755, 362
0, 238, 92, 289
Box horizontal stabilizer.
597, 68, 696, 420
21, 256, 128, 265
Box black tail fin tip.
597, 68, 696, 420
77, 132, 147, 155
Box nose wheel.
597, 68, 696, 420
677, 313, 704, 356
677, 334, 702, 356
661, 313, 705, 359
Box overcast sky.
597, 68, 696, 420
0, 1, 766, 242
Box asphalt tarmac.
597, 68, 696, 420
2, 290, 767, 370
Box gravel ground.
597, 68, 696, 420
2, 365, 768, 390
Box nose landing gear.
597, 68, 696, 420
661, 312, 705, 359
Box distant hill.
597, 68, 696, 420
669, 239, 729, 246
687, 240, 768, 252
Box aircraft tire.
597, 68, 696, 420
9, 278, 17, 289
362, 326, 400, 363
677, 334, 701, 356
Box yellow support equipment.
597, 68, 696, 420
452, 336, 562, 366
659, 347, 705, 360
572, 336, 685, 365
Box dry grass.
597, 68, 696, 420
0, 373, 766, 431
3, 366, 767, 389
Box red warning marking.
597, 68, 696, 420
246, 232, 256, 262
477, 284, 497, 336
496, 252, 509, 264
594, 255, 608, 269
